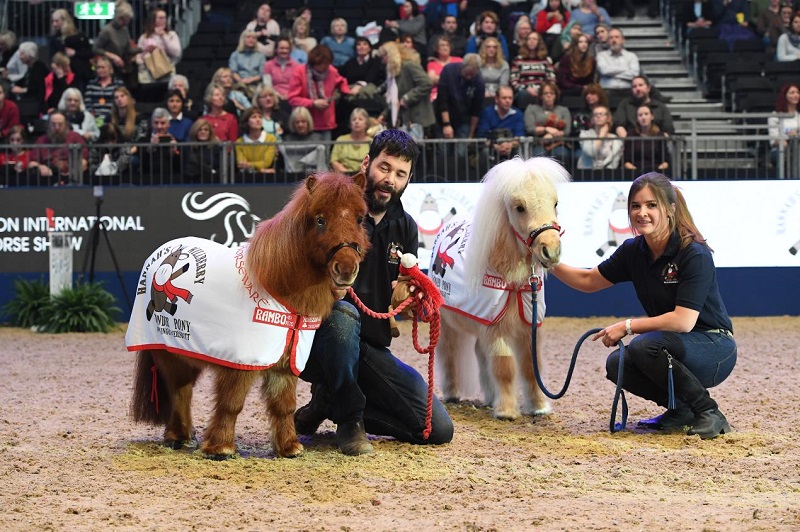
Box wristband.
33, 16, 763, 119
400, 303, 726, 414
625, 318, 633, 336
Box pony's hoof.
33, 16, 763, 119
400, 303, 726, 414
531, 403, 553, 416
275, 441, 304, 458
494, 408, 521, 421
443, 395, 460, 404
203, 452, 237, 461
164, 438, 198, 450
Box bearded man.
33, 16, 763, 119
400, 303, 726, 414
28, 110, 88, 185
294, 128, 454, 455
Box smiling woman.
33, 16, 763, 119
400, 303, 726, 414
551, 172, 737, 440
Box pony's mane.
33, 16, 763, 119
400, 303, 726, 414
465, 157, 571, 285
245, 173, 365, 318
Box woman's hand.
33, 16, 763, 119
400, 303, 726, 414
592, 321, 628, 347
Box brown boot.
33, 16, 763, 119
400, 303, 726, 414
335, 420, 374, 456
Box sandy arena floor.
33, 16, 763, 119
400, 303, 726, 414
1, 316, 799, 531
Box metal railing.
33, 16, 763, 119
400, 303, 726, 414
1, 134, 797, 188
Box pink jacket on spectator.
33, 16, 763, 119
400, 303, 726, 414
287, 65, 350, 133
262, 57, 300, 100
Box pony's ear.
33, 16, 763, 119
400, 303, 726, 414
352, 172, 367, 191
305, 174, 318, 193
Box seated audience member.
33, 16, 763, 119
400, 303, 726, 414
243, 3, 281, 59
229, 31, 266, 89
466, 11, 510, 59
776, 12, 800, 61
0, 125, 29, 186
10, 42, 48, 115
714, 0, 758, 51
550, 19, 583, 63
510, 31, 556, 110
427, 35, 463, 101
279, 106, 327, 175
754, 0, 780, 46
479, 37, 510, 101
768, 83, 800, 170
142, 107, 180, 184
49, 9, 93, 86
330, 107, 371, 174
524, 80, 572, 164
595, 27, 639, 94
164, 89, 193, 141
90, 123, 127, 182
28, 110, 88, 185
252, 85, 286, 140
428, 15, 468, 58
508, 15, 533, 65
0, 30, 18, 76
436, 54, 485, 155
536, 0, 571, 52
58, 87, 99, 142
679, 0, 714, 42
577, 104, 622, 169
613, 75, 674, 137
184, 118, 222, 183
110, 87, 150, 175
287, 45, 350, 140
591, 22, 610, 56
292, 16, 318, 55
0, 83, 20, 140
92, 1, 141, 88
210, 67, 251, 115
764, 2, 792, 55
44, 52, 79, 113
262, 36, 300, 100
320, 18, 356, 68
623, 104, 669, 172
572, 82, 609, 131
385, 0, 428, 60
84, 56, 122, 125
200, 83, 240, 143
136, 8, 181, 85
235, 107, 277, 180
556, 34, 596, 95
168, 74, 197, 118
477, 85, 525, 161
339, 36, 386, 98
569, 0, 612, 37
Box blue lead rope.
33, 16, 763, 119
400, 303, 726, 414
530, 285, 629, 433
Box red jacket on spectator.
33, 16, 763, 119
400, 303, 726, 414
287, 64, 350, 133
0, 97, 20, 138
31, 131, 88, 169
200, 111, 239, 143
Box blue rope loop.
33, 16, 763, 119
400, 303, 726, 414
530, 289, 628, 433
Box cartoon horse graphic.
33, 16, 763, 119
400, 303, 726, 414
146, 245, 194, 321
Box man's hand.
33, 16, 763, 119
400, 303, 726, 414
390, 275, 418, 318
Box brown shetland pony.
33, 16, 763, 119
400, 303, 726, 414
129, 172, 369, 459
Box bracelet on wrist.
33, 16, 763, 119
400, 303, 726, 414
625, 318, 633, 336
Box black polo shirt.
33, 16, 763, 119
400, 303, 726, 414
345, 199, 419, 348
598, 232, 733, 333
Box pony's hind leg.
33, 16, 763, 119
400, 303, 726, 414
261, 369, 303, 458
517, 332, 552, 416
151, 350, 202, 449
202, 367, 258, 460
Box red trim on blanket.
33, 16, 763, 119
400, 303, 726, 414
126, 342, 303, 375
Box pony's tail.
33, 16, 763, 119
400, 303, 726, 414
130, 350, 170, 425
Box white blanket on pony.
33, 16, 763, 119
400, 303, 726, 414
125, 237, 320, 374
428, 219, 545, 326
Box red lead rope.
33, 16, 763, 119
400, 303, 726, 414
347, 286, 440, 439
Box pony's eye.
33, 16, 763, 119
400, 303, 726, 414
316, 215, 326, 228
515, 205, 525, 213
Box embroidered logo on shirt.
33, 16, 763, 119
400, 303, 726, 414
661, 262, 679, 284
388, 242, 403, 264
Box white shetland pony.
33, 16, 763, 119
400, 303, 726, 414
428, 157, 570, 419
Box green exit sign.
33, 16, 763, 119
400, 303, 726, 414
74, 2, 116, 20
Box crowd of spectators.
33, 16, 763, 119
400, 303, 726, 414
1, 0, 799, 185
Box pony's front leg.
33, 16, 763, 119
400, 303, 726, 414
517, 331, 552, 416
201, 367, 258, 460
478, 336, 520, 420
152, 350, 201, 449
262, 369, 303, 458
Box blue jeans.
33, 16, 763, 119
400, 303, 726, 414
300, 301, 454, 445
606, 330, 737, 407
